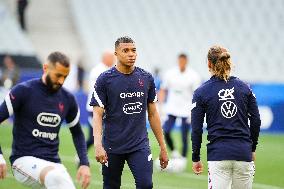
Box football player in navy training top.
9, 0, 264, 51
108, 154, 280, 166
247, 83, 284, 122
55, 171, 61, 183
90, 36, 169, 189
191, 45, 261, 189
0, 52, 91, 189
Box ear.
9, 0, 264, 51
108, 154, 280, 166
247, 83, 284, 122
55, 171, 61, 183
43, 63, 48, 73
114, 51, 117, 56
208, 60, 212, 69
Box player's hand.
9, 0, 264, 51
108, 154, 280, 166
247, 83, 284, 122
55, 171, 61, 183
76, 165, 91, 189
192, 161, 203, 175
95, 145, 108, 164
159, 148, 169, 169
0, 155, 7, 180
252, 152, 256, 161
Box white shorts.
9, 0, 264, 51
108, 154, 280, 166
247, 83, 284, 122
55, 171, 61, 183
208, 161, 255, 189
12, 156, 74, 189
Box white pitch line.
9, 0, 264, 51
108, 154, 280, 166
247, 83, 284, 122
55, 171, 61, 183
2, 148, 284, 189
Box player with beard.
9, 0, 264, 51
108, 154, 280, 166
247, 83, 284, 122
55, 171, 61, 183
91, 36, 169, 189
0, 52, 91, 189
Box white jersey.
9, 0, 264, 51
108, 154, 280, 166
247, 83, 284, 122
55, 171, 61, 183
161, 67, 201, 118
86, 63, 111, 112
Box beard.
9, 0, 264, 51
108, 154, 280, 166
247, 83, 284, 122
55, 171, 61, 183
45, 74, 62, 92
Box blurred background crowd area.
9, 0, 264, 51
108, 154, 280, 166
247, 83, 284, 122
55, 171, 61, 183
0, 0, 284, 132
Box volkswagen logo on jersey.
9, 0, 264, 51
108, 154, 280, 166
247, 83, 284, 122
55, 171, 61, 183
37, 113, 61, 127
221, 101, 237, 118
123, 102, 143, 114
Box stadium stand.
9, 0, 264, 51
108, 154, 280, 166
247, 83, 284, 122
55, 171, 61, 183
70, 0, 284, 83
0, 1, 41, 70
0, 2, 34, 56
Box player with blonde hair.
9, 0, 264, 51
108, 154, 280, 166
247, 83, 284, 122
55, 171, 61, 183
191, 45, 261, 189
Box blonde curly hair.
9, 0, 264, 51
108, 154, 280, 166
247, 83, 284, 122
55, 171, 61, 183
207, 45, 231, 82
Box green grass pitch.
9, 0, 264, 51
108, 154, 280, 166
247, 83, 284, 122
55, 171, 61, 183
0, 122, 284, 189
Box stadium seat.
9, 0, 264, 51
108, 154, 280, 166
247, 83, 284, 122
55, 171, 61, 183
70, 0, 284, 83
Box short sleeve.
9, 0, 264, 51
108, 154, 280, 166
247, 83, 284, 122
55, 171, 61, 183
65, 94, 80, 128
148, 74, 157, 103
90, 74, 107, 108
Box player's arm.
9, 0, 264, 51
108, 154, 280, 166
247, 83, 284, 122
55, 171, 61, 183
0, 102, 9, 179
89, 74, 107, 164
0, 85, 27, 180
0, 112, 9, 180
147, 74, 168, 169
69, 123, 89, 166
69, 122, 91, 189
66, 94, 91, 189
247, 89, 261, 161
0, 98, 10, 178
191, 92, 205, 174
0, 98, 10, 179
92, 106, 107, 164
0, 101, 10, 124
0, 146, 7, 179
66, 99, 90, 167
147, 102, 168, 169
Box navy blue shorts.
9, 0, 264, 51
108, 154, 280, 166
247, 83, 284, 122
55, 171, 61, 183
102, 148, 153, 189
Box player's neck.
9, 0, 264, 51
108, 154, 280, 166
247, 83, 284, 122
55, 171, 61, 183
116, 63, 135, 74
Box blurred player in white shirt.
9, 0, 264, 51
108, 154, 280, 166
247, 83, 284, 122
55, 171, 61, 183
159, 53, 201, 172
85, 51, 115, 151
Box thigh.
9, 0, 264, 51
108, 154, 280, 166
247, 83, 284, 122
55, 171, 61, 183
163, 115, 176, 132
102, 153, 125, 189
232, 161, 255, 189
208, 161, 233, 189
127, 148, 153, 189
12, 156, 62, 189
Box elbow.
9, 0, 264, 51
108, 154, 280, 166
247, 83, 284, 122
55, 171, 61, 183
147, 111, 156, 120
251, 118, 261, 129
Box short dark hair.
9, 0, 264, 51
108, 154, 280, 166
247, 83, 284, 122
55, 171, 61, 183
47, 51, 70, 67
115, 36, 135, 49
178, 53, 187, 59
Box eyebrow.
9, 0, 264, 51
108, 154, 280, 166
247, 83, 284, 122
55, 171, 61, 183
56, 73, 68, 77
122, 47, 136, 50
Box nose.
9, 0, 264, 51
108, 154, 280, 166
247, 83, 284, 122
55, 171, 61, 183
128, 51, 135, 57
58, 77, 65, 85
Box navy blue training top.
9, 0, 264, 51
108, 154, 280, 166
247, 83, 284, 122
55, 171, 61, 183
191, 76, 261, 162
90, 67, 157, 154
0, 79, 80, 164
